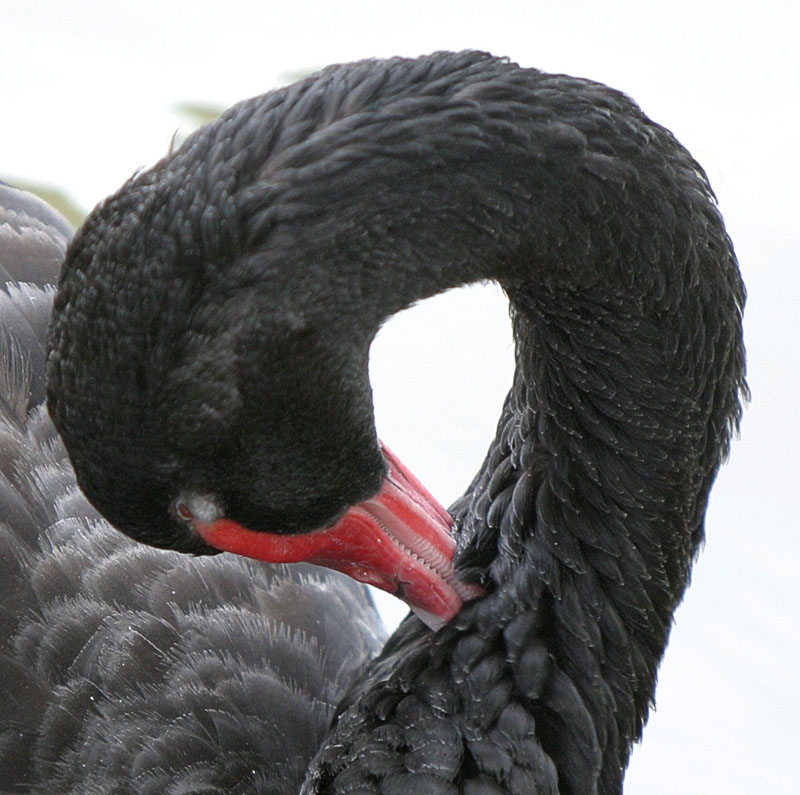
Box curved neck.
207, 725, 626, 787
238, 70, 699, 340
443, 287, 688, 788
228, 57, 746, 793
46, 53, 747, 794
439, 244, 743, 794
302, 95, 744, 794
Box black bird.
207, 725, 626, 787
46, 51, 746, 793
0, 183, 385, 792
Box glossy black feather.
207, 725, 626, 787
44, 51, 746, 794
0, 185, 385, 793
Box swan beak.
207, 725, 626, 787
192, 443, 483, 630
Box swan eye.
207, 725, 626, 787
175, 501, 194, 522
173, 493, 223, 525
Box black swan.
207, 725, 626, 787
30, 50, 748, 792
0, 184, 385, 792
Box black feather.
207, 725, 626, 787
7, 50, 749, 793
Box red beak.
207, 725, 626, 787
192, 443, 483, 630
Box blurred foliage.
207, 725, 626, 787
5, 179, 86, 229
170, 101, 225, 151
281, 68, 319, 84
173, 102, 225, 129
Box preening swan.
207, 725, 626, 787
9, 50, 748, 793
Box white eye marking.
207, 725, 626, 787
176, 502, 194, 521
173, 493, 223, 524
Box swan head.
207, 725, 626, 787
46, 65, 489, 628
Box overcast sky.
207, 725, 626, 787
3, 1, 798, 792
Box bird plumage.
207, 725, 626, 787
7, 50, 748, 793
0, 185, 385, 793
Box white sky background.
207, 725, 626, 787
3, 1, 798, 792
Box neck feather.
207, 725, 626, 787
250, 55, 747, 793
